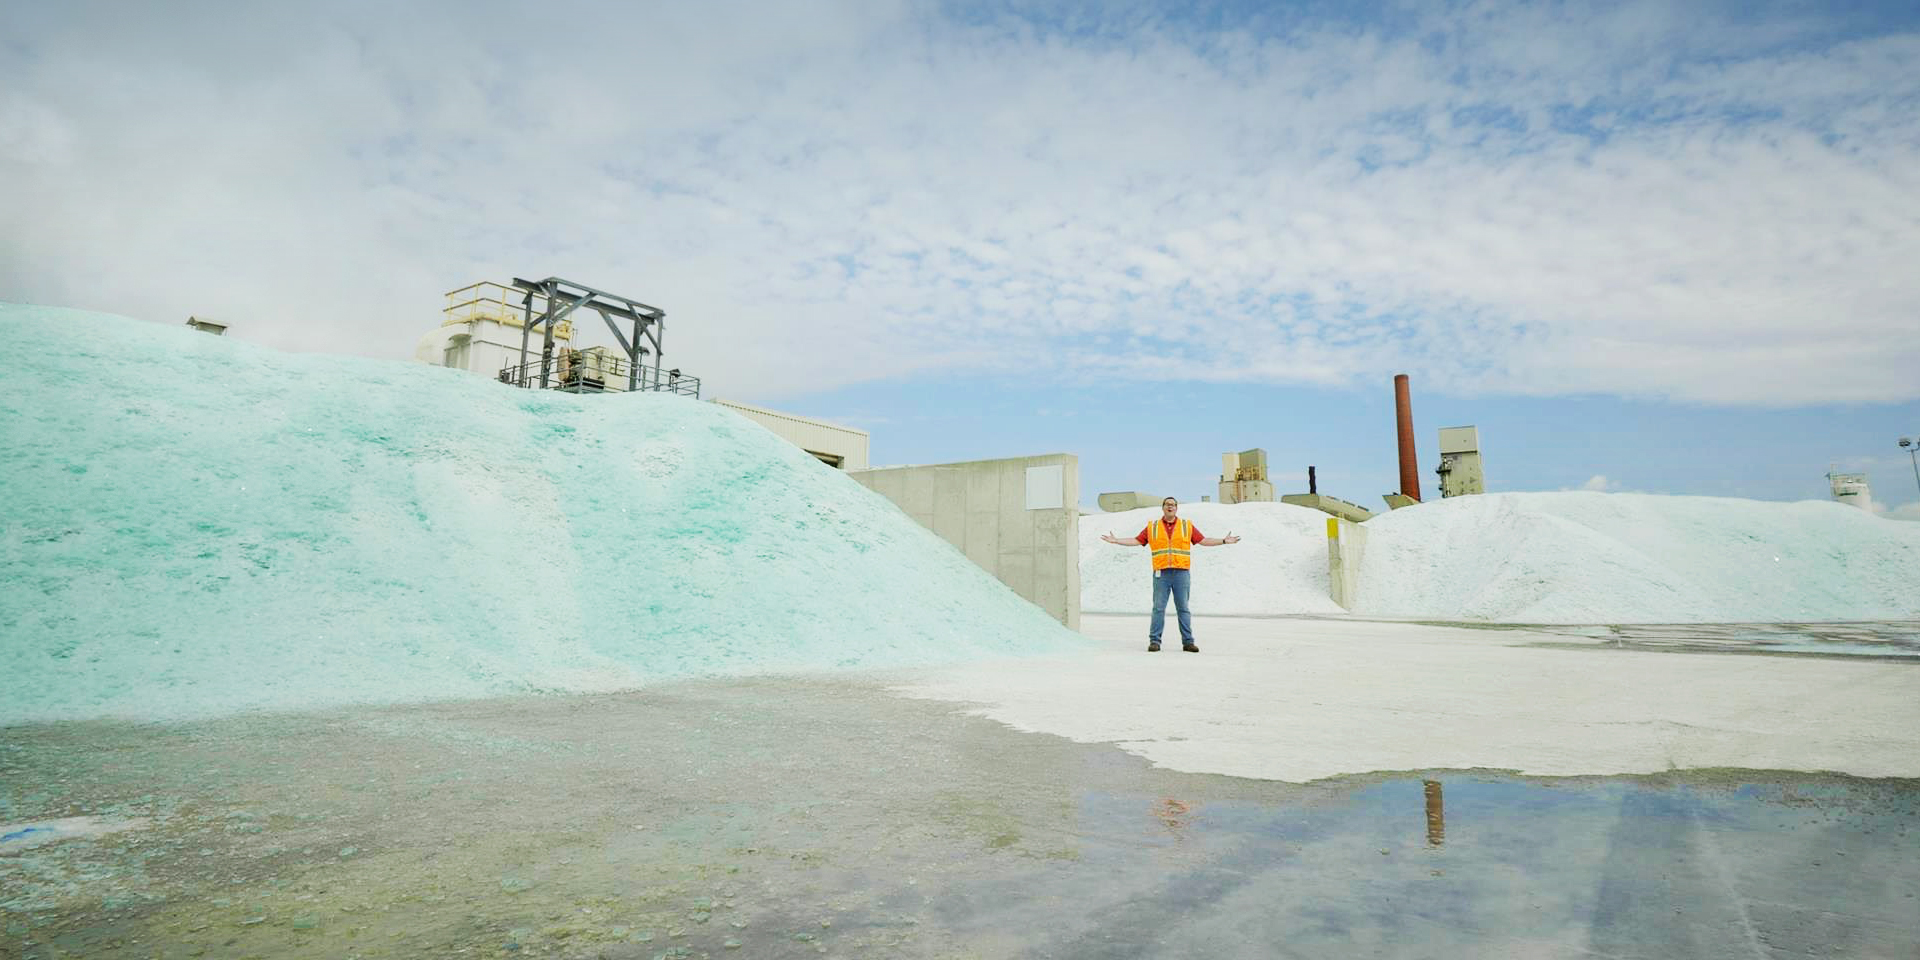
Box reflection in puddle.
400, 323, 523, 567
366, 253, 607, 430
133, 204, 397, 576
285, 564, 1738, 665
1152, 797, 1193, 839
1098, 775, 1920, 959
1423, 778, 1444, 847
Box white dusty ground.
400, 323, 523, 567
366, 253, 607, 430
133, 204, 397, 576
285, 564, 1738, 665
897, 614, 1920, 783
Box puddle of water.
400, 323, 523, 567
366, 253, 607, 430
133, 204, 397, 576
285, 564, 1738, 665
1047, 775, 1920, 958
1545, 620, 1920, 659
0, 817, 150, 854
3, 678, 1917, 958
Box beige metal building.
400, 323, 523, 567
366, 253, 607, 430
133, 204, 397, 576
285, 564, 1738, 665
1828, 468, 1872, 511
1435, 426, 1486, 498
415, 282, 575, 379
1218, 448, 1275, 504
712, 399, 870, 470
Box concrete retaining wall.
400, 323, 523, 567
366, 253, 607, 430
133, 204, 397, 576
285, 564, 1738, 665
851, 454, 1080, 629
1327, 517, 1370, 610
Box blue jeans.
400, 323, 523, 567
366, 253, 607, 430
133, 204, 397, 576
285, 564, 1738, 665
1150, 568, 1194, 643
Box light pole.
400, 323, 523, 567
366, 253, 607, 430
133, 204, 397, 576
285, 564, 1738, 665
1902, 437, 1920, 496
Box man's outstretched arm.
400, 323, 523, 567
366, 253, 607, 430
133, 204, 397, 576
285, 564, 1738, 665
1099, 532, 1141, 546
1196, 533, 1242, 546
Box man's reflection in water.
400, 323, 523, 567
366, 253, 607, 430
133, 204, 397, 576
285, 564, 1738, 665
1424, 780, 1445, 847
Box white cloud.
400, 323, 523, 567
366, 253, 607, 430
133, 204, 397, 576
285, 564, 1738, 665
1, 0, 1916, 405
1576, 475, 1620, 493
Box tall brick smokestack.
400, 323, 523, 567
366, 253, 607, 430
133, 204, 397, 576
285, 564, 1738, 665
1394, 374, 1421, 501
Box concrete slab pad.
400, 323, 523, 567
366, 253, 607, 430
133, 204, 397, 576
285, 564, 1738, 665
896, 615, 1920, 782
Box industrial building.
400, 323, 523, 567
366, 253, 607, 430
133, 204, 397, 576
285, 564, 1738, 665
713, 399, 869, 471
410, 278, 874, 472
416, 282, 576, 380
1828, 468, 1872, 511
1435, 426, 1486, 498
184, 316, 227, 336
1218, 448, 1274, 504
416, 278, 698, 396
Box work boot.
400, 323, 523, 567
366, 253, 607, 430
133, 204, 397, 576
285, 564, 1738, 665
1182, 642, 1200, 653
1147, 641, 1161, 652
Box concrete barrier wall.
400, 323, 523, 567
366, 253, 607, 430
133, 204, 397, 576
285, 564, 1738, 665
851, 454, 1080, 630
1326, 517, 1370, 610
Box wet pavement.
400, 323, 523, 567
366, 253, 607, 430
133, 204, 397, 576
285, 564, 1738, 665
1537, 620, 1920, 660
4, 674, 1917, 959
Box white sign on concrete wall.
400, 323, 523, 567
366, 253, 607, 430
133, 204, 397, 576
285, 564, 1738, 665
1025, 465, 1064, 510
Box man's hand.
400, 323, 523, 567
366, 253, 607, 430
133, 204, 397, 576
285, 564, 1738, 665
1223, 532, 1240, 544
1100, 533, 1134, 546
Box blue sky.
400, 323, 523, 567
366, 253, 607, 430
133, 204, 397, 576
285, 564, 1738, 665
2, 0, 1916, 515
800, 374, 1920, 513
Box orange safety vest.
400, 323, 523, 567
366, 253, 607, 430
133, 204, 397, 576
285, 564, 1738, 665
1147, 518, 1194, 571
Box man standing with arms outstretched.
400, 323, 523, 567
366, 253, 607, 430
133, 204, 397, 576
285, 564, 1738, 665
1100, 497, 1240, 652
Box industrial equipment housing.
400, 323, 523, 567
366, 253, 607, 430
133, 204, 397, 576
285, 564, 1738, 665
497, 276, 699, 398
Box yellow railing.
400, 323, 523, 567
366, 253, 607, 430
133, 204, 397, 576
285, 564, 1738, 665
442, 281, 572, 340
